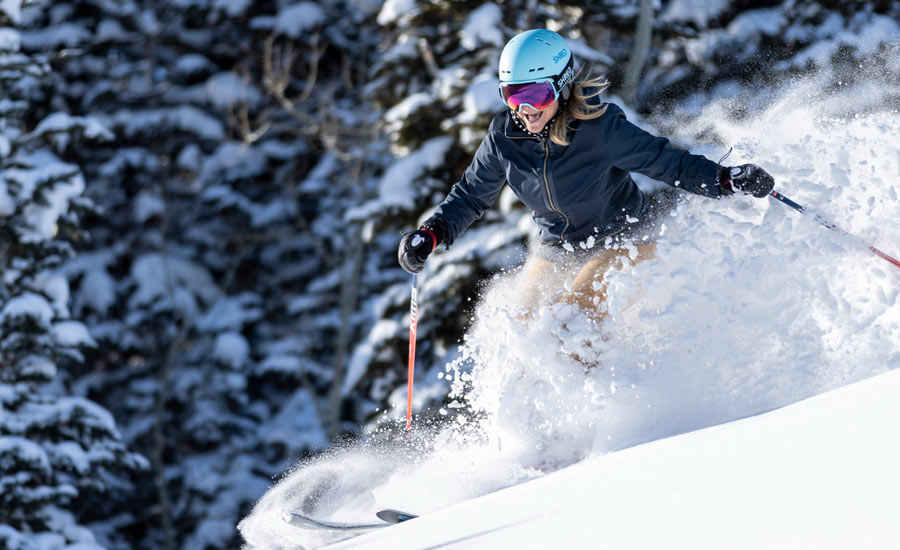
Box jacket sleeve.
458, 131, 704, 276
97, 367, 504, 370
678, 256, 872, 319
604, 106, 724, 198
428, 132, 507, 246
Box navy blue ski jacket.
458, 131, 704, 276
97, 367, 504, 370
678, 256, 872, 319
428, 103, 724, 246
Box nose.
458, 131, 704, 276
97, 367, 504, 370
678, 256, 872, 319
520, 105, 540, 114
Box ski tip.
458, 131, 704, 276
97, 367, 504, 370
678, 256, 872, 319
282, 510, 317, 529
282, 510, 388, 531
376, 509, 418, 524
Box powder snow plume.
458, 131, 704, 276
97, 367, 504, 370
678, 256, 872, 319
240, 71, 900, 549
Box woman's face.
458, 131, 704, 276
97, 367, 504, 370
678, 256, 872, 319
517, 100, 559, 134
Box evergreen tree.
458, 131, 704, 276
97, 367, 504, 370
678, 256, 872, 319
18, 0, 373, 546
0, 3, 146, 548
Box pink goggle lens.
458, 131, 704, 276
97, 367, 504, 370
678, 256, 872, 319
500, 81, 557, 111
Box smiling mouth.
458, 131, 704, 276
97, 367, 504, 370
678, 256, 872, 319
520, 111, 542, 125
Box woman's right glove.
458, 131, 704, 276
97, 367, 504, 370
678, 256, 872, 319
719, 164, 775, 198
398, 220, 445, 274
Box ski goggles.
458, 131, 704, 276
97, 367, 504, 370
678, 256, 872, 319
499, 79, 559, 112
498, 58, 575, 112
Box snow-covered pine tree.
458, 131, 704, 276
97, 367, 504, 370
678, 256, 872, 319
0, 3, 147, 548
629, 0, 900, 120
17, 1, 357, 547
15, 2, 274, 547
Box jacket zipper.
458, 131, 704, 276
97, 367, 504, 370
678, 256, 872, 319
541, 137, 570, 242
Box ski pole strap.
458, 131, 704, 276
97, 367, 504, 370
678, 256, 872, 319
420, 227, 438, 251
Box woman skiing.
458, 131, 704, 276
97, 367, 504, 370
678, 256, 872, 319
398, 29, 774, 318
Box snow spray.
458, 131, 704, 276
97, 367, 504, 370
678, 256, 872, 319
769, 189, 900, 271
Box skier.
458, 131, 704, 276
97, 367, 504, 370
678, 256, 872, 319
398, 29, 774, 318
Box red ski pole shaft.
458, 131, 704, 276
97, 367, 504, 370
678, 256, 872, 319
406, 275, 419, 431
769, 190, 900, 270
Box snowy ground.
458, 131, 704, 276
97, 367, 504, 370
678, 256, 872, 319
239, 71, 900, 550
325, 365, 900, 549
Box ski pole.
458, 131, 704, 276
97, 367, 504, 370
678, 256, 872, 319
769, 189, 900, 270
406, 274, 419, 432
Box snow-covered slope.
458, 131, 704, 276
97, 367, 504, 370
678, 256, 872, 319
329, 366, 900, 549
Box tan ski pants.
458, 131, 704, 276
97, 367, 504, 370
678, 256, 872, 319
520, 242, 657, 320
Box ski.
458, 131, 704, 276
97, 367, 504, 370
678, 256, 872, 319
283, 509, 417, 532
376, 508, 418, 524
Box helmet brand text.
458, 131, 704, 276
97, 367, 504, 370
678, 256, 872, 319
556, 66, 573, 90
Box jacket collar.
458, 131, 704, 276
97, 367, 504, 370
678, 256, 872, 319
504, 104, 566, 140
503, 110, 533, 138
503, 109, 560, 140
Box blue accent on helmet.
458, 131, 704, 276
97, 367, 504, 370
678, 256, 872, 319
498, 29, 574, 84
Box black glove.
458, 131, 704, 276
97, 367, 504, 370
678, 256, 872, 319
719, 164, 775, 198
398, 226, 439, 274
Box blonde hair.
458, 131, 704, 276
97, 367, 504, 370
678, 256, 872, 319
549, 74, 610, 146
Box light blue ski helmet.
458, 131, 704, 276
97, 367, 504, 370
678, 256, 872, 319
498, 29, 575, 93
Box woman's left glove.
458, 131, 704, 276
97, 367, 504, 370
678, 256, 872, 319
719, 164, 775, 198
